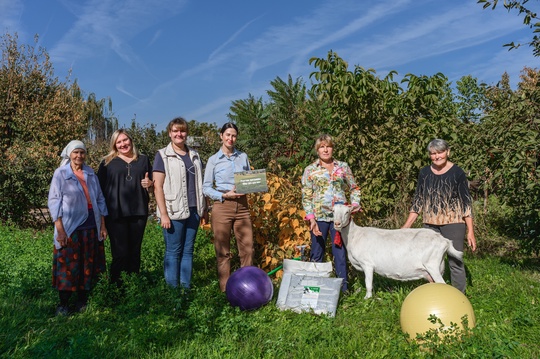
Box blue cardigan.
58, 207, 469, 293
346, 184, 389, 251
48, 163, 108, 249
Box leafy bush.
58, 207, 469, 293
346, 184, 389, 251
248, 170, 310, 276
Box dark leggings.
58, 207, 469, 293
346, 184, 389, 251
424, 223, 467, 292
106, 216, 147, 284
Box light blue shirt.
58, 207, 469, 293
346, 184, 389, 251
203, 148, 250, 202
48, 164, 108, 249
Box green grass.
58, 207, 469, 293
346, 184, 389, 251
1, 222, 539, 358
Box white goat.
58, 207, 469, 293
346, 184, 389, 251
333, 204, 463, 299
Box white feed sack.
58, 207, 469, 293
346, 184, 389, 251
276, 260, 343, 317
281, 259, 333, 277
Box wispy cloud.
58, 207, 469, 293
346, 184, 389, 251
285, 0, 413, 77
339, 2, 525, 70
116, 84, 144, 102
187, 82, 268, 120
50, 0, 187, 68
148, 29, 162, 47
0, 0, 24, 34
171, 0, 412, 84
208, 15, 262, 61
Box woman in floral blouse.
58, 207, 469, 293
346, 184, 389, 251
301, 134, 361, 292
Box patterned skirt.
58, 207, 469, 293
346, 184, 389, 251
52, 228, 106, 291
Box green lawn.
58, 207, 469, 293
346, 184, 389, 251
1, 222, 539, 358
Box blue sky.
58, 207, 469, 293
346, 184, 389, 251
1, 0, 538, 131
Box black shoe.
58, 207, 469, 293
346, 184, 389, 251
55, 305, 69, 316
75, 302, 87, 313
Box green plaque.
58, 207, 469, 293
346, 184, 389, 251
234, 169, 268, 194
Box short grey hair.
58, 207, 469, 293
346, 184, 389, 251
427, 139, 449, 153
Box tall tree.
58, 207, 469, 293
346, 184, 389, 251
228, 94, 271, 169
83, 93, 119, 168
230, 76, 326, 177
455, 75, 486, 124
0, 33, 88, 224
478, 67, 540, 253
85, 93, 118, 144
265, 75, 326, 174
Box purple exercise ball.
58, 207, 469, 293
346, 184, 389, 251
226, 266, 274, 310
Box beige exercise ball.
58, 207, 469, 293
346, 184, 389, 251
400, 283, 476, 340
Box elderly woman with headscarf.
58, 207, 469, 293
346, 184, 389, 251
48, 140, 108, 316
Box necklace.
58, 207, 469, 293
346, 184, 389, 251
126, 163, 132, 181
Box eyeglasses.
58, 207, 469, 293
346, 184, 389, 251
126, 163, 132, 181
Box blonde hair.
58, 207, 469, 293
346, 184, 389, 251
103, 129, 139, 165
314, 134, 335, 151
167, 117, 189, 133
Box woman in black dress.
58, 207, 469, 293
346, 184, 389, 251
97, 129, 153, 285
